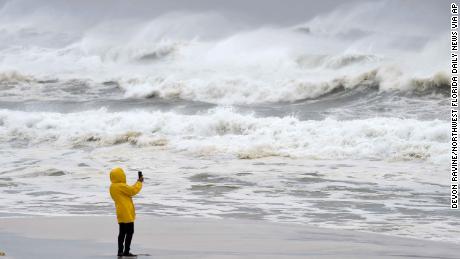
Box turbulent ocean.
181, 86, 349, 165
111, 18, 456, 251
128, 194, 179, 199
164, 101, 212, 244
0, 0, 457, 243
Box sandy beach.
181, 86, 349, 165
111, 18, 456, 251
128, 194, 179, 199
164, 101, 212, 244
0, 215, 457, 259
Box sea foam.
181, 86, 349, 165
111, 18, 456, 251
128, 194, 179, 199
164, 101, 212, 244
0, 107, 448, 164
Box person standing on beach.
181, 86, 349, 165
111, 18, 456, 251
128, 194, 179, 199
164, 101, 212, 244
109, 167, 143, 257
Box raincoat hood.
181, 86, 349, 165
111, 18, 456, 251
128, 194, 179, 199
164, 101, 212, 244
110, 167, 126, 183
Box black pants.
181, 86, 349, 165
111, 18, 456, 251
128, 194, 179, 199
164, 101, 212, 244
118, 222, 134, 254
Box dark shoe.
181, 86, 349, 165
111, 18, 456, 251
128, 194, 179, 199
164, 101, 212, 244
117, 253, 123, 257
123, 252, 137, 257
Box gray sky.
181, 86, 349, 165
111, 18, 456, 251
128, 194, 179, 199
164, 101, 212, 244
0, 0, 449, 27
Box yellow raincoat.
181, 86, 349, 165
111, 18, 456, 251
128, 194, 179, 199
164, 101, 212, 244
109, 167, 142, 223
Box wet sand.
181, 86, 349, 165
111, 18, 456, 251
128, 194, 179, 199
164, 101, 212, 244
0, 215, 457, 259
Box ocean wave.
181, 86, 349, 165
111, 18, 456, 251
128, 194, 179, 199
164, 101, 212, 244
0, 108, 448, 164
119, 69, 448, 104
408, 73, 450, 92
0, 71, 36, 84
296, 54, 382, 69
0, 2, 448, 105
0, 65, 448, 105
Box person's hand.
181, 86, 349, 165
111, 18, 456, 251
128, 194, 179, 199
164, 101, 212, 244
138, 176, 144, 183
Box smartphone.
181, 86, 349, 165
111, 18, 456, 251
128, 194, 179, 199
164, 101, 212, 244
138, 171, 143, 178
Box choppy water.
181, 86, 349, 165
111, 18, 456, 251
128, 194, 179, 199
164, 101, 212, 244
0, 0, 457, 244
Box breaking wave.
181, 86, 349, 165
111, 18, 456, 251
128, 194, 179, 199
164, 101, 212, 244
0, 1, 449, 104
0, 71, 36, 84
0, 108, 448, 164
119, 70, 448, 104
